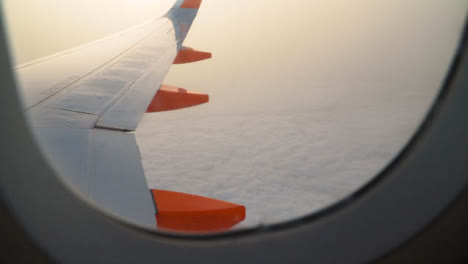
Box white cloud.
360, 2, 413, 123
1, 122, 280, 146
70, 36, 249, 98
135, 0, 466, 230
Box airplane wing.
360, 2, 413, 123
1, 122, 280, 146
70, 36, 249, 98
15, 0, 245, 232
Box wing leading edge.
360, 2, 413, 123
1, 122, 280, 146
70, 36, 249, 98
20, 0, 245, 232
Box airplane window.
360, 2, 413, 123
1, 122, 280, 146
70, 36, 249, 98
3, 0, 467, 234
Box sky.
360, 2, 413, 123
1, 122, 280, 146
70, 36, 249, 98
3, 0, 468, 230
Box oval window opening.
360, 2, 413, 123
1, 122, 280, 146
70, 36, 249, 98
4, 0, 467, 234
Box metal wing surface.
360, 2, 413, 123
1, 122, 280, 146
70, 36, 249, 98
16, 0, 196, 228
16, 0, 245, 232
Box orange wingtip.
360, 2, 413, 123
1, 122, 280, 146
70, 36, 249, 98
146, 85, 209, 113
151, 189, 246, 233
180, 0, 202, 9
174, 47, 211, 64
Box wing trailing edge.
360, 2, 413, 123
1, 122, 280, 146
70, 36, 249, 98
146, 85, 209, 112
180, 0, 202, 9
150, 189, 246, 233
173, 46, 211, 64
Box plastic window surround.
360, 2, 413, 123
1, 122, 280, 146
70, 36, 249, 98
0, 5, 467, 263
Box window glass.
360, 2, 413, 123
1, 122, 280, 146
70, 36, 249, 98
4, 0, 467, 233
